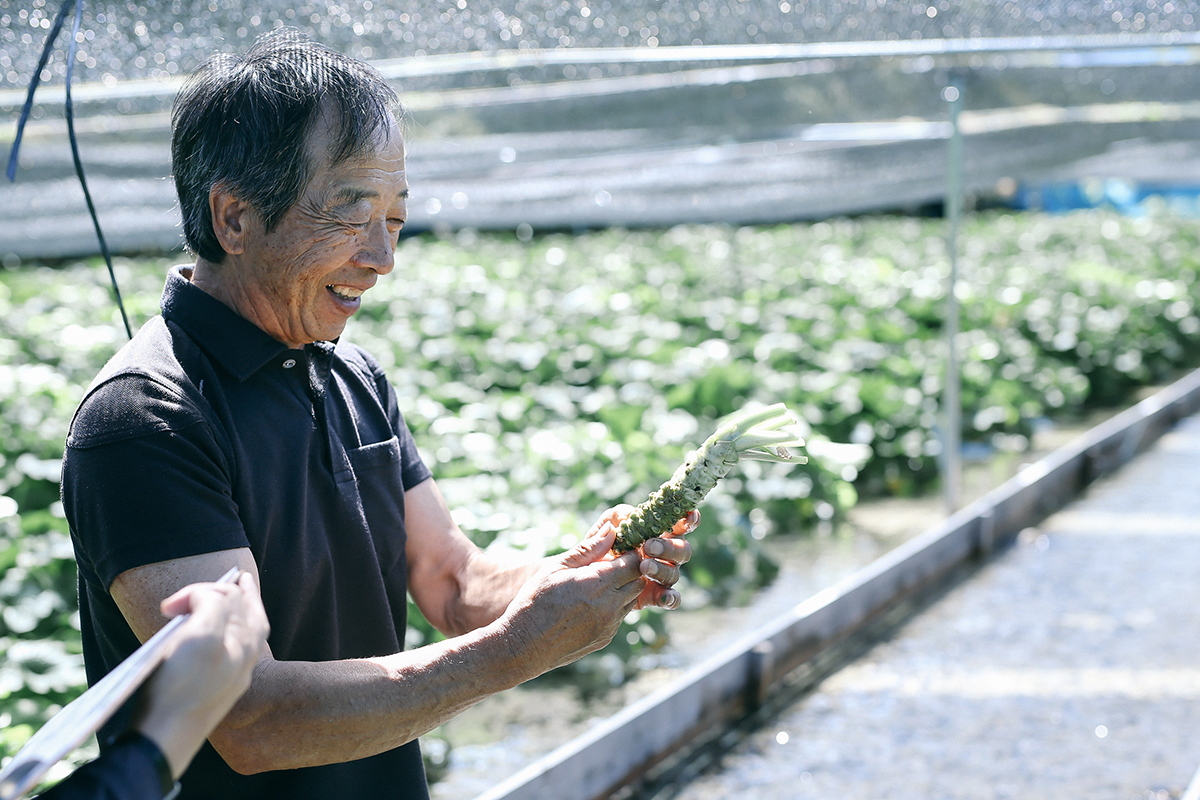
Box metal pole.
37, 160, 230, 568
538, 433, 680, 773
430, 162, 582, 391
941, 75, 965, 513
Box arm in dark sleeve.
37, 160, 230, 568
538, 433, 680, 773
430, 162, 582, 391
37, 733, 177, 800
63, 374, 247, 589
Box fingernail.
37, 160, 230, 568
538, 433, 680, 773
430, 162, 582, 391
644, 560, 660, 578
686, 510, 700, 532
661, 592, 679, 610
644, 539, 663, 556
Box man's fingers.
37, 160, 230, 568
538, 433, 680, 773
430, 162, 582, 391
159, 592, 192, 619
640, 535, 692, 566
586, 504, 635, 536
567, 505, 640, 567
160, 581, 230, 618
585, 519, 617, 550
562, 519, 618, 568
639, 509, 697, 566
629, 510, 697, 606
633, 581, 682, 611
668, 509, 701, 537
619, 565, 648, 607
609, 550, 645, 583
233, 573, 271, 644
639, 558, 679, 586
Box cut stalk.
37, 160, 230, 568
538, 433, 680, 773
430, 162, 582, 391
611, 403, 808, 554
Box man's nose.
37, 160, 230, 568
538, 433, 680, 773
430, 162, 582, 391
355, 220, 396, 273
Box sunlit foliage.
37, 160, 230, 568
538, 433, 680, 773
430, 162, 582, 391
1, 208, 1197, 759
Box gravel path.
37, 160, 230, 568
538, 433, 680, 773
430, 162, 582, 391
0, 0, 1194, 92
670, 412, 1200, 800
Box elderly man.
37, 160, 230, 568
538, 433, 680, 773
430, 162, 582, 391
62, 30, 693, 800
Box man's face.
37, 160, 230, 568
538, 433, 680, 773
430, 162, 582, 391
237, 111, 408, 348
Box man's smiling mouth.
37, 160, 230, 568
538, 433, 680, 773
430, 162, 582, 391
328, 285, 365, 301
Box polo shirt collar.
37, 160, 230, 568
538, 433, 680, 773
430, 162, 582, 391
160, 265, 291, 381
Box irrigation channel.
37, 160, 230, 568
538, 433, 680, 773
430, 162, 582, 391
431, 367, 1200, 800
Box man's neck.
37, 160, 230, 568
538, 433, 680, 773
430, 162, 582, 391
188, 259, 303, 349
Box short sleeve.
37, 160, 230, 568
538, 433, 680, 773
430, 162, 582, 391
63, 375, 248, 589
396, 413, 431, 491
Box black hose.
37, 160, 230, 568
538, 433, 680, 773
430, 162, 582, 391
7, 0, 134, 340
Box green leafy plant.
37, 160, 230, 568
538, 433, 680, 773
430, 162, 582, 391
3, 208, 1200, 765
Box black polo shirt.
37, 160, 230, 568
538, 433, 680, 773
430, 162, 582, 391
39, 732, 175, 800
62, 266, 433, 800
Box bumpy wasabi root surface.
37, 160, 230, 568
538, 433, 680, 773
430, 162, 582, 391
611, 403, 808, 554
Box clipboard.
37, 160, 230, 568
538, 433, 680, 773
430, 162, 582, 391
0, 567, 240, 800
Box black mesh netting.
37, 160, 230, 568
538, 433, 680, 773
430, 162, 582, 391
0, 1, 1192, 92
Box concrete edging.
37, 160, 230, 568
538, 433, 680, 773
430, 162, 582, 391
473, 366, 1200, 800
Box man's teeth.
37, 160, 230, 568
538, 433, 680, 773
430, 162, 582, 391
329, 285, 364, 301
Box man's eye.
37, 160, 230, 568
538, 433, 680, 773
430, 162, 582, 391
388, 218, 406, 229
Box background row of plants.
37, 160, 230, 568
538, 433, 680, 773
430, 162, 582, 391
2, 209, 1199, 766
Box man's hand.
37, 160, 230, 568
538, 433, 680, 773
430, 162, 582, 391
635, 509, 697, 610
495, 522, 644, 675
102, 494, 693, 776
584, 505, 697, 611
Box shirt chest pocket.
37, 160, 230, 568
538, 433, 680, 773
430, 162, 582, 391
343, 436, 408, 575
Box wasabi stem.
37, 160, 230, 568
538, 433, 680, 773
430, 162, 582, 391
611, 403, 808, 554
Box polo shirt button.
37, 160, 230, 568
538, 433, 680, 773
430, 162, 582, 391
282, 358, 297, 369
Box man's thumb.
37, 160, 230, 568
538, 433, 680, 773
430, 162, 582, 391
560, 518, 618, 568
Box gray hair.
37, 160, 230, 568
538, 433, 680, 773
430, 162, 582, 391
172, 29, 401, 263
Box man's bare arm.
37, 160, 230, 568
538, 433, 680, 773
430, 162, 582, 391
404, 481, 696, 637
134, 573, 270, 778
110, 522, 645, 774
403, 479, 540, 636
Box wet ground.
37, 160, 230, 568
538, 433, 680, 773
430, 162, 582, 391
667, 411, 1200, 800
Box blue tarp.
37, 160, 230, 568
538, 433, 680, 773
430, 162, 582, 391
1013, 179, 1200, 216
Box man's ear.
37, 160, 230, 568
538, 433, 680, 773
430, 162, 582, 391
209, 183, 252, 256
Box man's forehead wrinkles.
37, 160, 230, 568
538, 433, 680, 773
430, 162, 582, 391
331, 186, 379, 205
321, 184, 406, 213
